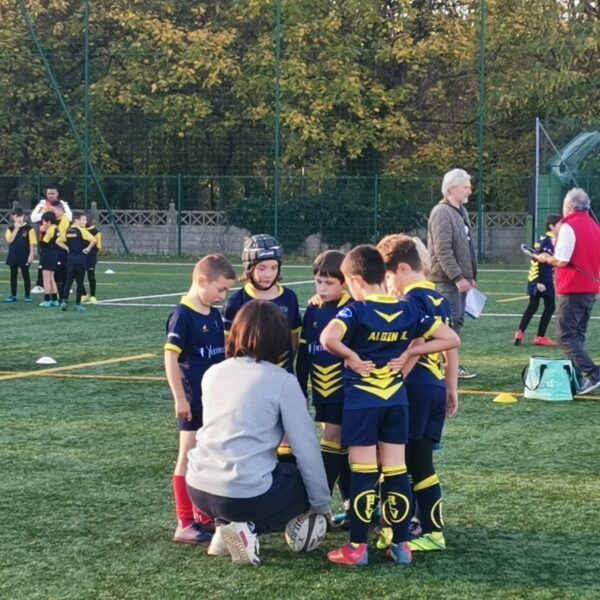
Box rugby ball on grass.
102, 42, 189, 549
284, 513, 327, 552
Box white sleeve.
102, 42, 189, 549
554, 224, 576, 262
29, 200, 46, 223
61, 201, 72, 221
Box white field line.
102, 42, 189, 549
97, 260, 527, 273
98, 279, 316, 304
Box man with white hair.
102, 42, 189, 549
537, 188, 600, 395
427, 168, 478, 379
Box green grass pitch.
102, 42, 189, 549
1, 259, 599, 599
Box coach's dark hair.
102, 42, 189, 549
377, 234, 421, 273
546, 214, 561, 229
72, 211, 85, 222
194, 254, 236, 283
313, 250, 345, 283
41, 210, 57, 224
226, 300, 290, 364
341, 245, 386, 285
11, 206, 24, 217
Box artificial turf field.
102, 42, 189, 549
1, 258, 599, 600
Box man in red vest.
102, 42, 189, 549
537, 188, 600, 395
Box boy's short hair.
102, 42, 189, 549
313, 250, 345, 283
226, 300, 290, 364
546, 214, 562, 229
377, 234, 429, 273
11, 206, 24, 217
194, 254, 236, 282
50, 200, 64, 212
85, 212, 95, 226
41, 211, 57, 224
72, 211, 85, 222
341, 245, 386, 285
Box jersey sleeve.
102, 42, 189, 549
414, 309, 442, 340
290, 292, 302, 334
81, 228, 95, 242
96, 231, 103, 251
4, 228, 10, 243
331, 302, 361, 341
42, 226, 56, 244
222, 292, 241, 333
28, 228, 37, 246
57, 229, 67, 245
164, 309, 189, 354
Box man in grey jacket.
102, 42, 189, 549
428, 168, 478, 379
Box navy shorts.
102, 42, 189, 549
341, 405, 409, 447
177, 374, 203, 431
177, 402, 203, 432
527, 281, 555, 298
40, 251, 58, 271
314, 403, 343, 425
405, 382, 446, 443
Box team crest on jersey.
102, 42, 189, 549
337, 307, 352, 319
202, 324, 209, 333
312, 321, 318, 328
279, 306, 289, 315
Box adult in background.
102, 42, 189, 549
186, 300, 331, 566
537, 188, 600, 395
29, 186, 72, 294
427, 168, 478, 379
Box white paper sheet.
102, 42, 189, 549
465, 287, 487, 319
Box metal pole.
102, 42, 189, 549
83, 0, 90, 211
17, 0, 130, 253
177, 174, 182, 257
477, 0, 486, 261
273, 0, 282, 239
373, 175, 379, 242
534, 117, 540, 243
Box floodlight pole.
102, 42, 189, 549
534, 117, 540, 243
273, 0, 282, 239
84, 0, 90, 210
476, 0, 486, 261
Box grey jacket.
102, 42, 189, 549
428, 199, 477, 284
186, 357, 331, 514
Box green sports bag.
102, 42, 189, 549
522, 356, 579, 402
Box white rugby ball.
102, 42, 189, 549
284, 513, 327, 552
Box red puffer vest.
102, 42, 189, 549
556, 211, 600, 295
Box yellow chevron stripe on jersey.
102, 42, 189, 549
418, 355, 445, 380
313, 376, 343, 391
374, 309, 403, 323
370, 365, 397, 377
314, 384, 343, 398
355, 381, 404, 400
312, 363, 341, 376
427, 295, 445, 307
358, 374, 397, 389
312, 370, 342, 384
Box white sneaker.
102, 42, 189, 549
31, 286, 44, 294
207, 526, 230, 557
220, 522, 261, 566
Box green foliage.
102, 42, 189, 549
0, 0, 599, 211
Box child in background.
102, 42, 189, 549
51, 200, 71, 301
57, 211, 97, 312
296, 251, 352, 517
223, 234, 302, 462
320, 245, 460, 567
38, 211, 60, 308
164, 254, 236, 544
377, 234, 459, 552
81, 213, 102, 304
223, 234, 302, 371
4, 206, 36, 303
513, 215, 561, 347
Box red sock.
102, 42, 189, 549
192, 504, 214, 527
173, 475, 194, 528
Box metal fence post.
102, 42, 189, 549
373, 174, 379, 242
177, 174, 182, 257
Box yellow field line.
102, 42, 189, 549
459, 389, 598, 401
40, 373, 165, 382
496, 295, 530, 303
0, 353, 156, 382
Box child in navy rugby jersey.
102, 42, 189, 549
320, 245, 459, 567
296, 251, 352, 510
4, 207, 36, 303
164, 254, 236, 544
378, 234, 459, 553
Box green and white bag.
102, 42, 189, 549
522, 356, 579, 402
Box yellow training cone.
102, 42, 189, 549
493, 393, 518, 404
